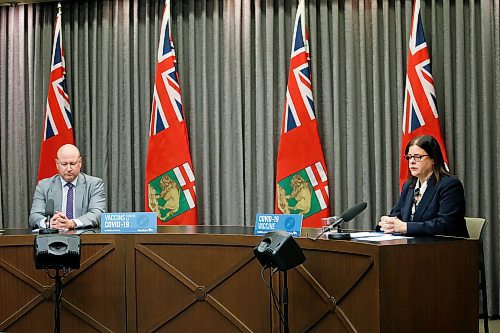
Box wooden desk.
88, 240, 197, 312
0, 227, 478, 332
0, 231, 126, 333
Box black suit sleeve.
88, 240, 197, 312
389, 181, 410, 219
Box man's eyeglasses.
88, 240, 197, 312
404, 154, 428, 162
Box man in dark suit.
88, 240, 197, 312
29, 144, 106, 230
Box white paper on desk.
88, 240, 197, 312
349, 232, 384, 239
356, 234, 413, 241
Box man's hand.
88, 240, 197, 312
50, 212, 77, 230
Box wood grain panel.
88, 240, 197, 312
0, 234, 125, 333
0, 229, 478, 333
131, 234, 271, 333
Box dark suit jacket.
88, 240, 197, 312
29, 173, 106, 229
389, 175, 468, 237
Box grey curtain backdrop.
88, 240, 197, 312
0, 0, 498, 316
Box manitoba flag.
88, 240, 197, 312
37, 5, 74, 181
145, 0, 197, 225
399, 0, 448, 188
275, 0, 330, 228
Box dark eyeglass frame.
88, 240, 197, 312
404, 154, 429, 162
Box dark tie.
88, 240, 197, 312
66, 182, 74, 219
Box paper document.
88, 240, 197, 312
355, 233, 413, 241
349, 232, 384, 239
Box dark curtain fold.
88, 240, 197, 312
0, 0, 498, 315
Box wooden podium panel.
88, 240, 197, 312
285, 237, 478, 332
0, 228, 478, 333
127, 234, 271, 332
287, 240, 380, 332
0, 232, 126, 333
377, 239, 478, 332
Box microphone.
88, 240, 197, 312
318, 215, 340, 230
307, 202, 368, 241
330, 202, 368, 229
307, 216, 339, 240
39, 199, 59, 234
45, 199, 54, 220
327, 202, 368, 240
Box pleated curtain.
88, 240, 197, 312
0, 0, 498, 315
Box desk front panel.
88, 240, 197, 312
0, 233, 126, 333
0, 230, 477, 333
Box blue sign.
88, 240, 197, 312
101, 212, 157, 234
254, 214, 303, 236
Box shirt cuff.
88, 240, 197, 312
73, 218, 84, 229
39, 218, 47, 229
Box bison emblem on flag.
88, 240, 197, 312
147, 163, 196, 223
276, 162, 329, 218
145, 1, 197, 225
274, 0, 330, 227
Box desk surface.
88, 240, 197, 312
0, 226, 477, 332
1, 225, 470, 245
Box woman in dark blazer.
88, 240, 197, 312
378, 135, 468, 237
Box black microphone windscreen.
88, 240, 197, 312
339, 202, 367, 223
45, 199, 54, 216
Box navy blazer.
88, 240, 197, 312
390, 175, 468, 237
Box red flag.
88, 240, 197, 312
275, 0, 330, 228
400, 0, 448, 188
37, 6, 75, 181
145, 0, 197, 225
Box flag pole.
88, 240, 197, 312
57, 2, 61, 14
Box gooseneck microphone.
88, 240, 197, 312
327, 202, 368, 240
45, 199, 54, 220
39, 199, 59, 234
308, 202, 368, 241
330, 201, 368, 229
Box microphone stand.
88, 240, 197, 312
54, 269, 63, 333
46, 268, 68, 333
39, 214, 59, 235
328, 223, 352, 240
282, 270, 289, 333
307, 217, 344, 241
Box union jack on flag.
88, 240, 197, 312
149, 2, 184, 136
399, 0, 448, 188
275, 0, 330, 228
37, 5, 75, 181
145, 0, 197, 225
283, 5, 315, 133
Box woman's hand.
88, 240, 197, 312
378, 216, 407, 234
